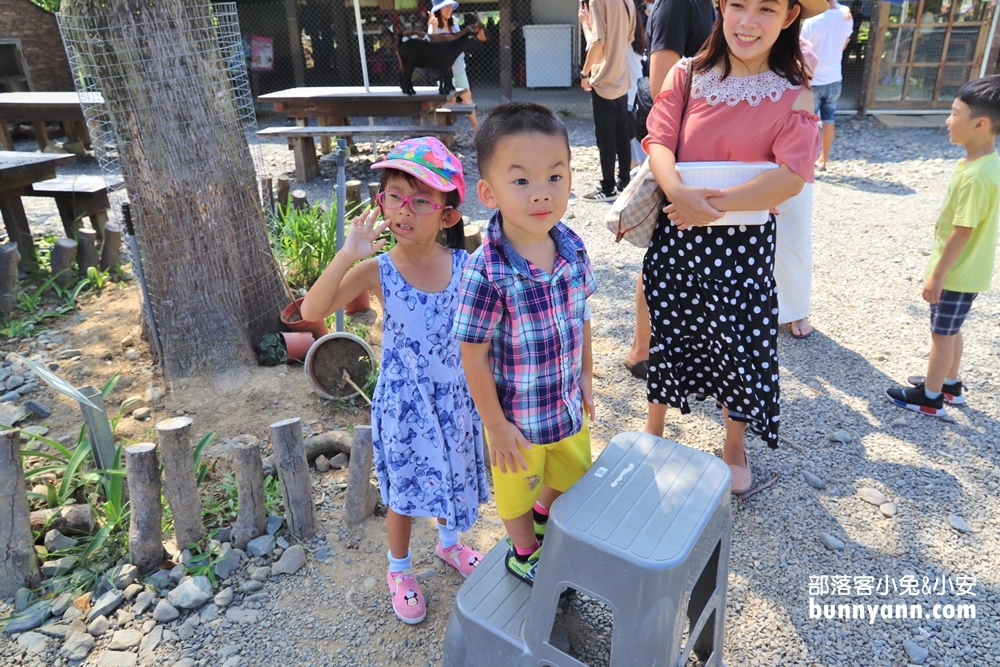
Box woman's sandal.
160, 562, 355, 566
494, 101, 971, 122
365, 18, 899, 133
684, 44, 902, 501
728, 451, 754, 496
790, 319, 813, 340
624, 359, 649, 380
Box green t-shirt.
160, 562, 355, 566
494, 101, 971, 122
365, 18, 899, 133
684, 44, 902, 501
926, 152, 1000, 293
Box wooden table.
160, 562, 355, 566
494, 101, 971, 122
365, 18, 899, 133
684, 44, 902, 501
0, 151, 75, 271
0, 92, 103, 151
258, 85, 463, 122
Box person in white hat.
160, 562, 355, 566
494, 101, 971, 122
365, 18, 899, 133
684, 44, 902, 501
429, 0, 479, 131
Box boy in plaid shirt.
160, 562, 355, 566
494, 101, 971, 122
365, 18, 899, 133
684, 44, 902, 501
453, 102, 598, 585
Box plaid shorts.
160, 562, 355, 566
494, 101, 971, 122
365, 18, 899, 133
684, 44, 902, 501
929, 290, 978, 335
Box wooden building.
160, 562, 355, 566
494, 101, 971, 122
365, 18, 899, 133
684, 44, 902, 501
0, 0, 74, 92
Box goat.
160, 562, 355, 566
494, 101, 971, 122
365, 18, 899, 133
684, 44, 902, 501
384, 13, 488, 96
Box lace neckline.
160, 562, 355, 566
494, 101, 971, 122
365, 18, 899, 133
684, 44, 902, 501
690, 64, 800, 107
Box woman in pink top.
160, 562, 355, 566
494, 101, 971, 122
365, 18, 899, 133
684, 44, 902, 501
640, 0, 823, 493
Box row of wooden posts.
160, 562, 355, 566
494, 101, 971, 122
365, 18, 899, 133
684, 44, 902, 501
263, 174, 375, 216
0, 416, 361, 598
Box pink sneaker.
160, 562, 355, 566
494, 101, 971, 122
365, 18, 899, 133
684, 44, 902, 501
436, 542, 483, 578
386, 569, 426, 624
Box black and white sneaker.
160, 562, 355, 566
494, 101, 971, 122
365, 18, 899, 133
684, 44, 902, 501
581, 186, 617, 203
886, 383, 948, 418
907, 375, 965, 405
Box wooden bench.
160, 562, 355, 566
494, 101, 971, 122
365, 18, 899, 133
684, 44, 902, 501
257, 125, 458, 183
434, 103, 477, 124
24, 175, 124, 241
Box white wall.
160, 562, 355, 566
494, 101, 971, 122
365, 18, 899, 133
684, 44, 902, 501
531, 0, 580, 25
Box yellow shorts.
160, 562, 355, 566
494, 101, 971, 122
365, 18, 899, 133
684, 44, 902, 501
487, 418, 592, 520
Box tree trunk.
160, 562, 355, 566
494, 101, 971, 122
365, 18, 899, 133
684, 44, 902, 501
58, 0, 287, 382
154, 417, 206, 548
269, 418, 316, 540
231, 439, 267, 550
0, 429, 41, 596
345, 425, 378, 524
124, 442, 163, 573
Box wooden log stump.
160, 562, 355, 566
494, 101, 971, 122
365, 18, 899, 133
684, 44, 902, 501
464, 224, 483, 254
124, 443, 163, 573
29, 504, 97, 536
0, 242, 19, 317
345, 425, 378, 524
345, 179, 362, 212
276, 175, 291, 212
367, 181, 380, 205
0, 429, 41, 596
99, 222, 122, 272
269, 418, 316, 540
76, 228, 99, 278
50, 238, 77, 290
291, 189, 309, 211
231, 440, 267, 550
261, 429, 352, 478
154, 417, 206, 548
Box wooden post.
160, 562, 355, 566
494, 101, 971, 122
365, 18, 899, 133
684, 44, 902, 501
367, 181, 380, 205
0, 242, 19, 318
276, 175, 291, 214
0, 429, 41, 596
31, 120, 50, 151
231, 440, 267, 550
154, 417, 206, 548
463, 224, 483, 254
345, 425, 378, 524
345, 180, 362, 213
124, 443, 163, 573
291, 189, 309, 210
99, 222, 122, 272
51, 238, 78, 291
269, 418, 316, 540
77, 228, 99, 277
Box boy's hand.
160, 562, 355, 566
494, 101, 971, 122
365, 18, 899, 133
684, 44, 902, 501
486, 420, 532, 473
343, 208, 390, 263
581, 373, 596, 422
923, 276, 944, 304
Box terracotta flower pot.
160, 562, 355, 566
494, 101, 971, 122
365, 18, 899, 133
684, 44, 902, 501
344, 290, 372, 315
280, 331, 315, 363
304, 332, 376, 401
280, 298, 329, 339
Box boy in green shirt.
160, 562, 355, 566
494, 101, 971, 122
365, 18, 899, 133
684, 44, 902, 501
887, 75, 1000, 417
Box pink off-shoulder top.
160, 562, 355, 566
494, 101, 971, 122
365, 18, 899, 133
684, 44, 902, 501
642, 59, 821, 182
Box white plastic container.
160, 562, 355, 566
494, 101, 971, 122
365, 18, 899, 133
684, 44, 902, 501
674, 161, 779, 226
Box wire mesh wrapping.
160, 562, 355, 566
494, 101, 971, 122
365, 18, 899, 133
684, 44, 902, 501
58, 0, 288, 380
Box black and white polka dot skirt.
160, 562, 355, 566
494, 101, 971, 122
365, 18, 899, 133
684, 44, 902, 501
642, 214, 781, 449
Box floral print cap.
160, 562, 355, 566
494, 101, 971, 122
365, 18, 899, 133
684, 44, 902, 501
371, 136, 466, 203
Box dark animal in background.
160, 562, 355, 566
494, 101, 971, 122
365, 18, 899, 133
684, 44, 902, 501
385, 13, 488, 96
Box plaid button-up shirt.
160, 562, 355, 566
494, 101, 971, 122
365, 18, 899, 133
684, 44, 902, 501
452, 212, 598, 445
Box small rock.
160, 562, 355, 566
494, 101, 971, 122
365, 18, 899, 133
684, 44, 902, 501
37, 620, 68, 638
41, 555, 78, 576
170, 660, 196, 667
87, 590, 124, 622
124, 348, 138, 360
241, 580, 264, 593
214, 587, 234, 607
61, 631, 95, 660
903, 639, 929, 664
14, 587, 31, 611
5, 599, 52, 633
58, 348, 84, 360
132, 406, 152, 421
115, 608, 134, 626
828, 429, 852, 444
219, 644, 241, 657
5, 374, 24, 391
23, 400, 50, 418
276, 536, 290, 549
801, 470, 825, 489
166, 575, 214, 609
948, 514, 972, 534
133, 590, 156, 615
857, 487, 887, 506
225, 606, 260, 624
214, 548, 244, 580
177, 619, 196, 640
139, 625, 163, 658
44, 529, 78, 553
221, 657, 241, 667
97, 650, 139, 667
330, 452, 349, 469
152, 600, 179, 623
199, 603, 220, 622
51, 592, 74, 616
62, 606, 83, 620
168, 562, 185, 583
0, 390, 21, 403
315, 546, 334, 563
247, 534, 276, 557
108, 628, 142, 649
272, 545, 306, 576
142, 620, 157, 634
144, 386, 165, 404
315, 454, 331, 472
63, 618, 87, 640
109, 563, 138, 590
819, 532, 845, 551
120, 395, 147, 416
122, 583, 143, 601
265, 514, 283, 536
891, 416, 907, 427
216, 525, 232, 543
87, 614, 110, 636
120, 334, 134, 348
78, 365, 93, 377
16, 631, 47, 656
251, 566, 271, 582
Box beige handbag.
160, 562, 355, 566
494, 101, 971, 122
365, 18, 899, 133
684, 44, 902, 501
606, 60, 693, 248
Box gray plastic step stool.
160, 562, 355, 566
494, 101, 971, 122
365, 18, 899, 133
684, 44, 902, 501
444, 431, 732, 667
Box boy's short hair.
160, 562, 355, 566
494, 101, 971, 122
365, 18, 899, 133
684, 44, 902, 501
474, 102, 570, 176
958, 75, 1000, 135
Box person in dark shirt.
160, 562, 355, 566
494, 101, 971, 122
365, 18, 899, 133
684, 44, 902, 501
624, 0, 715, 380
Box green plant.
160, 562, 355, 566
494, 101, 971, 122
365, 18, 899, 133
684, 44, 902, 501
256, 332, 288, 366
193, 431, 216, 486
183, 538, 225, 587
85, 266, 108, 290
271, 199, 367, 288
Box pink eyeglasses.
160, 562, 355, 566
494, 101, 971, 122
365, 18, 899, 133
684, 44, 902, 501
376, 190, 453, 215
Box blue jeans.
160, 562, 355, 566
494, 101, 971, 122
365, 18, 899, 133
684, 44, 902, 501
812, 81, 842, 124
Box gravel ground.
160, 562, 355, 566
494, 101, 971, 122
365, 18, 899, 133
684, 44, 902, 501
5, 115, 1000, 667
